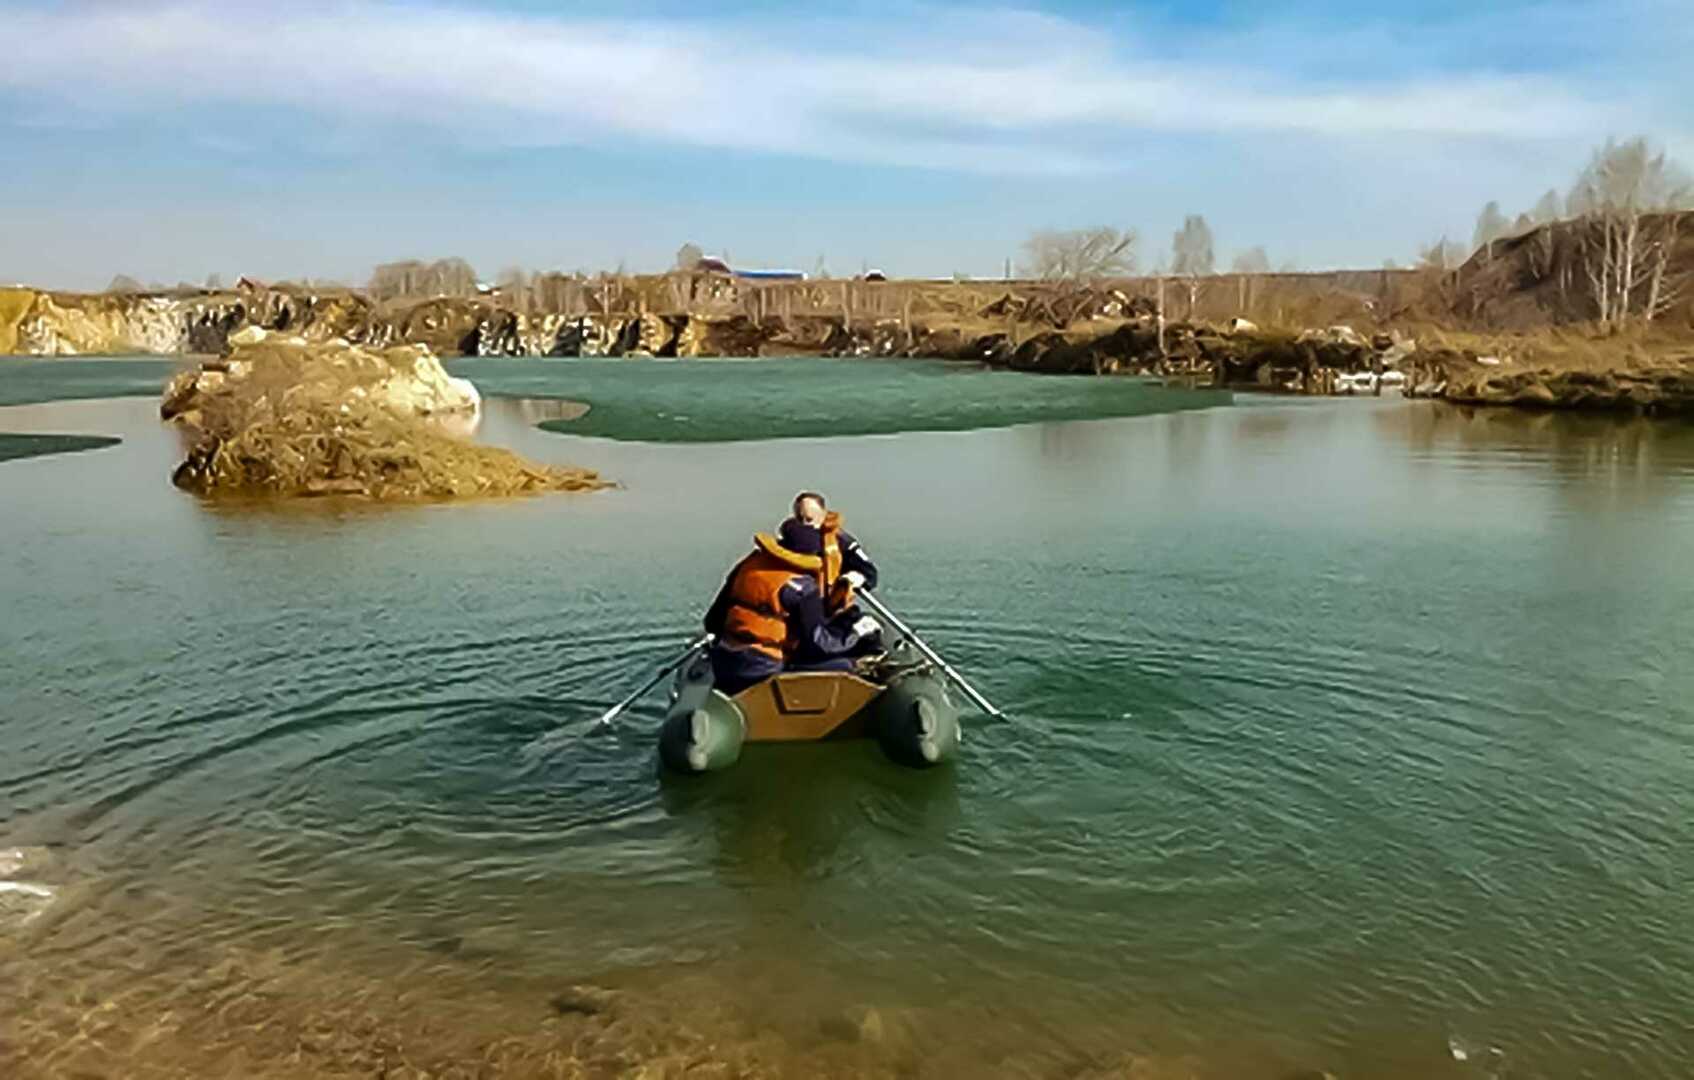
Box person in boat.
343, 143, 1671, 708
702, 517, 881, 696
783, 490, 879, 607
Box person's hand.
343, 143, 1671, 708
842, 570, 867, 589
852, 614, 881, 638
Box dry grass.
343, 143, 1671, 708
164, 339, 609, 500
1399, 321, 1694, 372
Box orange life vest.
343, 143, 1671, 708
819, 511, 856, 612
720, 534, 826, 660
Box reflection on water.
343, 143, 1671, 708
4, 389, 1694, 1078
1388, 401, 1694, 503
507, 396, 592, 425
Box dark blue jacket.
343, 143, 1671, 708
837, 530, 880, 591
704, 568, 868, 695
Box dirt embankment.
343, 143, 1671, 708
1443, 212, 1694, 332
0, 272, 1419, 362
1371, 212, 1694, 413
12, 222, 1694, 415
1401, 335, 1694, 414
161, 331, 607, 499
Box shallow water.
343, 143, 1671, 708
3, 361, 1694, 1078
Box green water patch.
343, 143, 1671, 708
0, 432, 122, 463
0, 356, 178, 407
448, 356, 1230, 442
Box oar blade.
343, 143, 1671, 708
593, 633, 712, 730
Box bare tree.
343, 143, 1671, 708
812, 254, 830, 280
368, 258, 480, 302
1230, 246, 1271, 274
204, 273, 224, 291
1171, 215, 1215, 276
675, 242, 704, 271
1169, 216, 1215, 316
1472, 201, 1511, 255
1647, 213, 1690, 322
107, 274, 143, 294
1019, 227, 1137, 281
1530, 188, 1564, 225
1526, 226, 1557, 281
1567, 136, 1693, 327
435, 257, 478, 296
495, 266, 532, 312
369, 260, 423, 300
1512, 212, 1535, 235
1417, 236, 1468, 271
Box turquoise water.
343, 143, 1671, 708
0, 432, 120, 462
0, 356, 174, 461
0, 356, 179, 407
445, 357, 1228, 442
4, 360, 1694, 1078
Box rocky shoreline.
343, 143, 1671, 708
1402, 348, 1694, 414
6, 278, 1692, 416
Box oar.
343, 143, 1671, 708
857, 590, 1005, 719
595, 633, 713, 728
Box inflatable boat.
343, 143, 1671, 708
658, 639, 961, 774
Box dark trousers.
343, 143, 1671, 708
788, 656, 856, 674
710, 643, 781, 697
710, 644, 855, 696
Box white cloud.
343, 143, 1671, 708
1, 1, 1672, 174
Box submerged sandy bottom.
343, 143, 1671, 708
3, 876, 1214, 1080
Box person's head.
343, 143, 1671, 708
777, 518, 824, 555
791, 490, 827, 526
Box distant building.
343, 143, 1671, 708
689, 256, 807, 281
733, 268, 808, 281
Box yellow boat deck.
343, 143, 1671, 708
732, 671, 884, 741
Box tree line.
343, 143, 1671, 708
1016, 218, 1292, 283
366, 258, 480, 302
1430, 135, 1691, 326
106, 135, 1690, 335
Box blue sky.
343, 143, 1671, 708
1, 0, 1688, 289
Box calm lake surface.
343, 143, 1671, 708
3, 358, 1693, 1078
